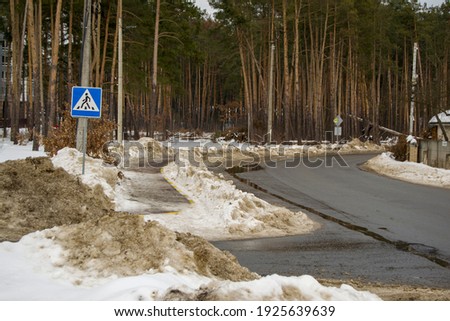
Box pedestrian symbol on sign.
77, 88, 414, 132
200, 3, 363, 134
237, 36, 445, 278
71, 86, 102, 118
76, 93, 93, 110
73, 89, 100, 111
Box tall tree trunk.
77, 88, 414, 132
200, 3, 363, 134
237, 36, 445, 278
282, 0, 291, 140
237, 29, 252, 140
100, 2, 111, 87
94, 0, 102, 87
329, 5, 338, 126
38, 0, 45, 137
47, 0, 62, 131
2, 43, 11, 139
9, 0, 26, 144
27, 0, 41, 151
293, 0, 302, 139
67, 0, 74, 90
150, 0, 160, 137
109, 0, 119, 122
201, 59, 208, 129
26, 32, 33, 136
186, 60, 193, 128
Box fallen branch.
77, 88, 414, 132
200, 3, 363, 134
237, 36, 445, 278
348, 114, 405, 137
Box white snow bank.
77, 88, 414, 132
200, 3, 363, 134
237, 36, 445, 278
406, 135, 417, 145
0, 228, 379, 301
51, 147, 119, 199
154, 160, 318, 240
206, 274, 379, 301
364, 153, 450, 189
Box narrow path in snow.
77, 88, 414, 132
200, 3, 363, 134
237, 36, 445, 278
116, 165, 191, 215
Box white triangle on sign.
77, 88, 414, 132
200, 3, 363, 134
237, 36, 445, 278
73, 89, 99, 111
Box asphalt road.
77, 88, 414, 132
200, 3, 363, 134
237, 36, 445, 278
213, 154, 450, 288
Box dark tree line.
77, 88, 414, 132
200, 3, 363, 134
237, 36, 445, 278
1, 0, 449, 145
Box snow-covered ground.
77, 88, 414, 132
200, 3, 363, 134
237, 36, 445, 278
52, 147, 119, 199
0, 228, 376, 300
0, 137, 46, 162
1, 137, 448, 301
364, 152, 450, 189
152, 160, 318, 240
0, 139, 381, 301
162, 137, 385, 168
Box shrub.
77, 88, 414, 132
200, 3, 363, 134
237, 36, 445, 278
44, 109, 116, 158
389, 135, 407, 161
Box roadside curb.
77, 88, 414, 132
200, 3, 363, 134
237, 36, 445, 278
160, 167, 194, 205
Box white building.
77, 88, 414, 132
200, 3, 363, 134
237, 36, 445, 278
429, 110, 450, 141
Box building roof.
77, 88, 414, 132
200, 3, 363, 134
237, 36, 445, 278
429, 110, 450, 125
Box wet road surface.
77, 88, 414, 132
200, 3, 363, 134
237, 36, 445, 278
213, 154, 450, 288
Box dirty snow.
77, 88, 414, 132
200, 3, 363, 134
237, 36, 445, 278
340, 138, 385, 152
0, 137, 381, 301
0, 157, 112, 242
154, 160, 318, 240
1, 136, 447, 302
51, 147, 119, 200
0, 225, 377, 300
364, 153, 450, 189
0, 211, 377, 301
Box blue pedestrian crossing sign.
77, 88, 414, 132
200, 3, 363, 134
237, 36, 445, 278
71, 86, 102, 118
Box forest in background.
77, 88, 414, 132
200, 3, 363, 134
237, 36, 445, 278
1, 0, 449, 147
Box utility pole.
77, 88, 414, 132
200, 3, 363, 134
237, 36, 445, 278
410, 42, 418, 136
267, 42, 275, 143
117, 0, 123, 144
76, 0, 92, 151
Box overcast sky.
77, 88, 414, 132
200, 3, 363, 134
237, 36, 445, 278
193, 0, 447, 15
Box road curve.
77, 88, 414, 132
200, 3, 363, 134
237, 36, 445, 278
237, 154, 450, 264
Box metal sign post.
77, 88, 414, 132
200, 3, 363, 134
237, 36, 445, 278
82, 126, 87, 175
333, 115, 343, 143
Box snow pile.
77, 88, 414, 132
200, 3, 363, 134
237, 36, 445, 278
179, 274, 379, 301
0, 157, 112, 242
0, 215, 379, 301
107, 137, 174, 166
51, 147, 119, 200
0, 138, 381, 301
127, 137, 173, 160
341, 138, 385, 152
406, 135, 418, 146
40, 214, 257, 285
157, 160, 318, 240
364, 153, 450, 188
